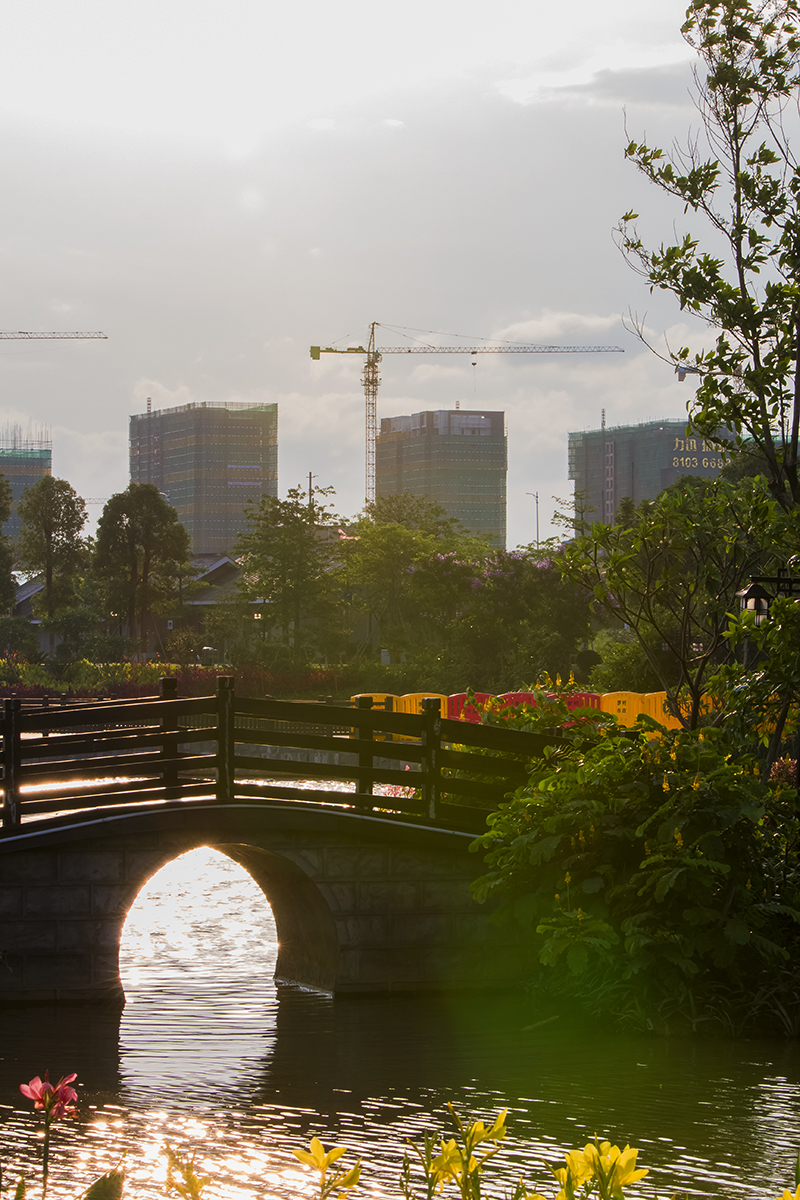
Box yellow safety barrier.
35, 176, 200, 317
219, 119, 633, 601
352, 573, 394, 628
599, 691, 648, 728
644, 692, 683, 730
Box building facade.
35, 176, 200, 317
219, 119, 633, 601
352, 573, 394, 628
376, 408, 507, 542
129, 401, 278, 555
568, 418, 728, 524
0, 425, 52, 540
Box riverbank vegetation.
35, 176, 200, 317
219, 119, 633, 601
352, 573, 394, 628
469, 673, 800, 1037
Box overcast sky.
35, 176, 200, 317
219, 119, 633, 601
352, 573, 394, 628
0, 0, 712, 546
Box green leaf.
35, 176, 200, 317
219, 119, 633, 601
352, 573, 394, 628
83, 1171, 124, 1200
566, 944, 589, 975
14, 1178, 25, 1200
581, 876, 605, 893
723, 919, 751, 945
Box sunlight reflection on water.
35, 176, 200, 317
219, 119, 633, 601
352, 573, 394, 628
0, 847, 798, 1198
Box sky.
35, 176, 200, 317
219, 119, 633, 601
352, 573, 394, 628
0, 0, 713, 547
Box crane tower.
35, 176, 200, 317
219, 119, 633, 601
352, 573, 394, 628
311, 321, 623, 502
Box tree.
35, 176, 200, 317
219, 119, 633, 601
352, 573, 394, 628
95, 484, 191, 652
620, 0, 800, 509
560, 477, 782, 727
363, 493, 466, 538
0, 475, 15, 616
17, 477, 87, 652
235, 484, 342, 666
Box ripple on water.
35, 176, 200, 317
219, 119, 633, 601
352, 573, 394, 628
0, 847, 797, 1198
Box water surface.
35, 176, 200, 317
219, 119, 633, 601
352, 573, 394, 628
0, 847, 797, 1198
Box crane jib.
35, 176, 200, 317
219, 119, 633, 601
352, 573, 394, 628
310, 333, 623, 503
311, 344, 622, 356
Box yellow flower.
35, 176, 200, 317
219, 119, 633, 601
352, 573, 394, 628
777, 1189, 800, 1200
674, 828, 684, 849
692, 774, 701, 790
564, 872, 571, 884
293, 1137, 361, 1197
293, 1137, 348, 1172
572, 1140, 649, 1197
469, 1110, 508, 1146
663, 776, 670, 791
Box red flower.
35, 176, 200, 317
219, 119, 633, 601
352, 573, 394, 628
20, 1072, 78, 1121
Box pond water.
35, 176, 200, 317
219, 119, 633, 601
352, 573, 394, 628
0, 847, 797, 1199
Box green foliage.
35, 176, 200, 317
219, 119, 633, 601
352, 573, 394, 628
236, 483, 344, 667
0, 474, 15, 616
95, 484, 192, 652
588, 631, 670, 695
16, 478, 87, 624
472, 720, 800, 1032
363, 493, 467, 538
0, 617, 41, 663
711, 592, 800, 772
619, 0, 800, 510
560, 477, 781, 727
81, 1169, 124, 1200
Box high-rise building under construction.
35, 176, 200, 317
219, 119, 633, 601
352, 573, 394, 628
568, 418, 728, 524
129, 401, 278, 555
376, 408, 507, 542
0, 424, 52, 540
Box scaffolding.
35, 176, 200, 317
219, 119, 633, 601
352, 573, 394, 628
129, 401, 278, 555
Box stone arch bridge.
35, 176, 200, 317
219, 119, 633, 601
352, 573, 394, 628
0, 684, 557, 1004
0, 802, 527, 1005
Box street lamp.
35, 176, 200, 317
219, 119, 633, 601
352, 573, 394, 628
735, 568, 800, 669
526, 492, 539, 550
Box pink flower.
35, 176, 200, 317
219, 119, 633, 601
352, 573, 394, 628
20, 1072, 78, 1121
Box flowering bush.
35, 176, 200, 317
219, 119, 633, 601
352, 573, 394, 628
472, 719, 800, 1034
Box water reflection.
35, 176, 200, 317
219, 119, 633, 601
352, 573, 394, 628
119, 847, 279, 1103
0, 850, 796, 1198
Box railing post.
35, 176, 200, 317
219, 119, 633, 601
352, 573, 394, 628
2, 697, 21, 829
216, 675, 235, 804
160, 677, 179, 801
421, 697, 442, 822
356, 695, 374, 802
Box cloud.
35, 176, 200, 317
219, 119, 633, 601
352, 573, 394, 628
493, 310, 625, 343
497, 58, 695, 110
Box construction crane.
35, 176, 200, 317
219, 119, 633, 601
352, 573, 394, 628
311, 321, 623, 502
0, 331, 107, 340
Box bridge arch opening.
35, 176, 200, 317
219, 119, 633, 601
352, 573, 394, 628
119, 840, 340, 997
119, 846, 278, 996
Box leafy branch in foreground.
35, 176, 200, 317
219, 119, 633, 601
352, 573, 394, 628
619, 0, 800, 510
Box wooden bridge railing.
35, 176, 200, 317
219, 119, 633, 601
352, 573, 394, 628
0, 677, 570, 834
